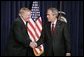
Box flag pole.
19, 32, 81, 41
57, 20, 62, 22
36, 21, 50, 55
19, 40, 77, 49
58, 1, 62, 20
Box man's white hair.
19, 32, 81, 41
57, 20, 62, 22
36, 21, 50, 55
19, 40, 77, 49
48, 8, 59, 16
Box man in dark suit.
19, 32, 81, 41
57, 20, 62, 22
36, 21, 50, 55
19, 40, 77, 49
30, 7, 71, 56
6, 7, 35, 56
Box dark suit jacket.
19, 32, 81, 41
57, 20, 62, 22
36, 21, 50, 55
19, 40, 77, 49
37, 20, 71, 56
6, 17, 34, 56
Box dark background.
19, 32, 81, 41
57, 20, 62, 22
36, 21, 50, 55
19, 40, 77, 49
1, 1, 83, 56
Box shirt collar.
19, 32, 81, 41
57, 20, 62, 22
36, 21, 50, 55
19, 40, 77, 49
21, 17, 31, 25
51, 19, 57, 25
21, 18, 26, 25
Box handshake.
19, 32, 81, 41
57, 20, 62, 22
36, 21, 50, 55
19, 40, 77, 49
29, 41, 37, 48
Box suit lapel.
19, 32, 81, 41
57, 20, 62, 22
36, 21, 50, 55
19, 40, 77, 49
50, 20, 60, 36
19, 17, 30, 39
55, 20, 61, 34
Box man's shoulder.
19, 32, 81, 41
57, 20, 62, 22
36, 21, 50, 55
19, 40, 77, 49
13, 17, 23, 24
14, 17, 21, 22
12, 17, 23, 26
57, 20, 67, 25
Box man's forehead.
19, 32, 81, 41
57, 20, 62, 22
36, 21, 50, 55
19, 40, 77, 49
47, 10, 53, 14
24, 11, 31, 13
23, 10, 31, 12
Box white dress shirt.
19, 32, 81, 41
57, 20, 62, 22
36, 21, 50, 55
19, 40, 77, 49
51, 19, 57, 30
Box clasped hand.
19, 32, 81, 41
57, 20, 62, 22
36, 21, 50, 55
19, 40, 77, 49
29, 41, 37, 48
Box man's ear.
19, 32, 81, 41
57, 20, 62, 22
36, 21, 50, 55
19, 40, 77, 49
19, 13, 21, 17
19, 14, 24, 19
19, 14, 23, 18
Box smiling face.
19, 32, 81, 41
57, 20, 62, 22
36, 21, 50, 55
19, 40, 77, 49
46, 8, 58, 22
21, 10, 31, 21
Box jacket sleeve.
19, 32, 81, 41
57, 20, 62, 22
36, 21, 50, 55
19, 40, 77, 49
13, 21, 31, 47
63, 23, 71, 53
36, 24, 47, 47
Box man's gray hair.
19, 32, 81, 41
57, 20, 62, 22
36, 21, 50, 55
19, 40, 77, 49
48, 8, 59, 16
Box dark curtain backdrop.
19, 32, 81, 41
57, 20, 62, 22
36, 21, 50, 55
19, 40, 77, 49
1, 1, 83, 56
